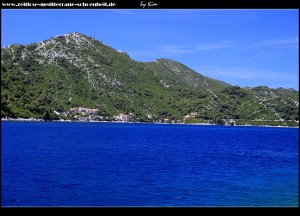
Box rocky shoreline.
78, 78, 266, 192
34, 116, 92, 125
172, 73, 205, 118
1, 117, 298, 128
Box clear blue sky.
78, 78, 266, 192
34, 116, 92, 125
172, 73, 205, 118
2, 9, 299, 90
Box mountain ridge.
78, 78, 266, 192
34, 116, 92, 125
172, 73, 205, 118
1, 32, 299, 126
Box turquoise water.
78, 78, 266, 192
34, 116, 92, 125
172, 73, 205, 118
1, 122, 299, 206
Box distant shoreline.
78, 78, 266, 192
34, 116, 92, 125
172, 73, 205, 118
1, 118, 298, 128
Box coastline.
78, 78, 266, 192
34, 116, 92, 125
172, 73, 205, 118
1, 118, 299, 128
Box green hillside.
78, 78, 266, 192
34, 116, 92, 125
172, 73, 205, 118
1, 32, 298, 126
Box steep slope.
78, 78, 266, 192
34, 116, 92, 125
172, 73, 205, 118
144, 58, 229, 91
1, 32, 299, 126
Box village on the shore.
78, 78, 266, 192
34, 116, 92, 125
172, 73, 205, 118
3, 106, 299, 127
2, 106, 239, 126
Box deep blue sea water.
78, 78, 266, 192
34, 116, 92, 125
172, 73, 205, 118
1, 122, 299, 207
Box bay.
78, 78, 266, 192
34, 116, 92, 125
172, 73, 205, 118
1, 122, 298, 207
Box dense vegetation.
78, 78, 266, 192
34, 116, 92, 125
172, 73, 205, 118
1, 32, 299, 126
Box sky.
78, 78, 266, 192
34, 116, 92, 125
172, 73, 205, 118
2, 9, 299, 90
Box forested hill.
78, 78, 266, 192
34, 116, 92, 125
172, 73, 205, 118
1, 32, 299, 126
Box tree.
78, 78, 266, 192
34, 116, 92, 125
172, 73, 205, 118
43, 111, 51, 121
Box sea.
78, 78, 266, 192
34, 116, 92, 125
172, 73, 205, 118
1, 122, 299, 207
